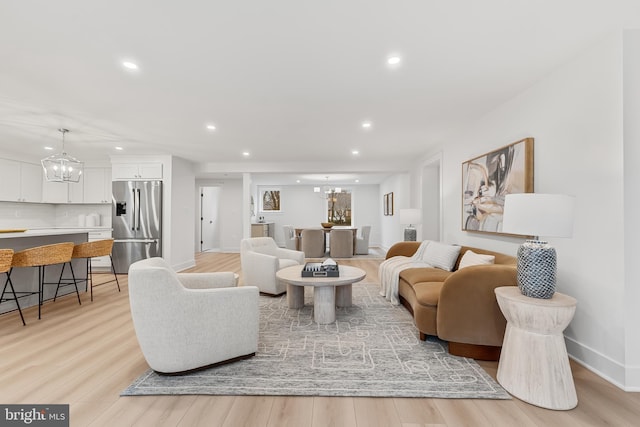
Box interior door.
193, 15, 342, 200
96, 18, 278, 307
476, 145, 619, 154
200, 186, 221, 251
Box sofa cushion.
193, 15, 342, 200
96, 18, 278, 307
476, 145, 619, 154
412, 282, 444, 308
421, 241, 461, 271
458, 250, 495, 269
400, 268, 452, 286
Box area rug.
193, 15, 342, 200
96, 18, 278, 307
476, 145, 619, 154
122, 282, 510, 399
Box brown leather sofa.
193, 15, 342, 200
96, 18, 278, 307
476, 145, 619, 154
385, 242, 517, 361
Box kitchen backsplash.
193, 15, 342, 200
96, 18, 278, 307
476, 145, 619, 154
0, 202, 112, 229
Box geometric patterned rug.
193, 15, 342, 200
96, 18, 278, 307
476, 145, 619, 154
122, 281, 510, 399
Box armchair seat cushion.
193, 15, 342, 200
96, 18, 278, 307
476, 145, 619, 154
279, 258, 299, 269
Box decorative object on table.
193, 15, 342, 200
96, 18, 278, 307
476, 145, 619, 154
399, 208, 421, 241
41, 128, 84, 183
301, 259, 339, 277
320, 222, 334, 229
462, 137, 533, 233
501, 193, 575, 299
383, 192, 394, 216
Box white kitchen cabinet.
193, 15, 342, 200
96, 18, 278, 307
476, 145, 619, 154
42, 177, 84, 203
83, 167, 112, 203
112, 162, 163, 180
89, 230, 113, 268
0, 159, 43, 202
20, 162, 43, 202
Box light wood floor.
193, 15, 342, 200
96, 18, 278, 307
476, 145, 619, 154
1, 253, 638, 426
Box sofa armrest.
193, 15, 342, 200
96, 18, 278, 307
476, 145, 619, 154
385, 242, 422, 259
436, 264, 517, 347
177, 272, 238, 289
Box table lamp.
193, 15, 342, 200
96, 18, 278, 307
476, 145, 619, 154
399, 208, 421, 241
501, 193, 575, 299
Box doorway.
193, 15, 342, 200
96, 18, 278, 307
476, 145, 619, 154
200, 186, 221, 252
422, 159, 441, 241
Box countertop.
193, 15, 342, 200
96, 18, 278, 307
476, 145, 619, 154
0, 227, 112, 239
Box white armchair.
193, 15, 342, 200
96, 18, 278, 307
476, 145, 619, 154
355, 225, 371, 255
128, 257, 259, 374
282, 225, 297, 250
240, 237, 305, 295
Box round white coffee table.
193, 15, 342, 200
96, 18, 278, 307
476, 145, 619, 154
276, 265, 366, 324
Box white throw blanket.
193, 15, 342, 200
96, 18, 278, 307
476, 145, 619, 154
379, 240, 432, 305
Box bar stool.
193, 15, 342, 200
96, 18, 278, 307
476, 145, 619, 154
60, 239, 119, 302
12, 242, 79, 320
0, 249, 26, 326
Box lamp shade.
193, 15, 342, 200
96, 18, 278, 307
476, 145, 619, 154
399, 208, 422, 226
502, 194, 575, 238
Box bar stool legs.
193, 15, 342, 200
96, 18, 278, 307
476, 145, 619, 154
90, 255, 120, 302
1, 268, 26, 326
54, 262, 82, 305
11, 242, 76, 321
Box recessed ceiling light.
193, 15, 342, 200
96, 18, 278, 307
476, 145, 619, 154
242, 151, 250, 157
44, 146, 53, 151
206, 124, 216, 131
355, 179, 360, 183
352, 150, 360, 155
115, 146, 123, 151
361, 121, 372, 129
122, 61, 139, 71
296, 180, 301, 183
387, 56, 401, 66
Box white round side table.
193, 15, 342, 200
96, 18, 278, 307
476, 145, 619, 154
495, 286, 578, 410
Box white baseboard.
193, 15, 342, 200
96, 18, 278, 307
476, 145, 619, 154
566, 335, 640, 391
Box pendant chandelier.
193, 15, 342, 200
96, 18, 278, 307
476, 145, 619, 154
313, 176, 342, 199
41, 128, 84, 183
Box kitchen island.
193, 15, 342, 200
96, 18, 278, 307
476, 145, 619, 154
0, 228, 109, 318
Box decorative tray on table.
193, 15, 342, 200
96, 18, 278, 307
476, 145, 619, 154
301, 259, 339, 277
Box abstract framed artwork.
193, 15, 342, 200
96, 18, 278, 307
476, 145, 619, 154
462, 138, 534, 234
260, 188, 281, 212
383, 192, 394, 216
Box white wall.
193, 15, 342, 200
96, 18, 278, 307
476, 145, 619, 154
168, 156, 196, 271
379, 173, 410, 250
623, 29, 640, 389
411, 31, 637, 389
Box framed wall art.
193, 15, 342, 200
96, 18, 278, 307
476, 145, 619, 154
259, 187, 281, 212
462, 137, 534, 234
383, 192, 394, 216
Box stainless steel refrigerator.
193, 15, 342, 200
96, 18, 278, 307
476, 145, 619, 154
112, 180, 162, 274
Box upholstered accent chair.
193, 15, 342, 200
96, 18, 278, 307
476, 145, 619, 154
301, 229, 326, 258
128, 257, 259, 374
355, 225, 371, 255
282, 225, 297, 250
240, 237, 305, 295
330, 229, 354, 258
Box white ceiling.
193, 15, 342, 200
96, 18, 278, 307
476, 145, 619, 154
1, 1, 639, 183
